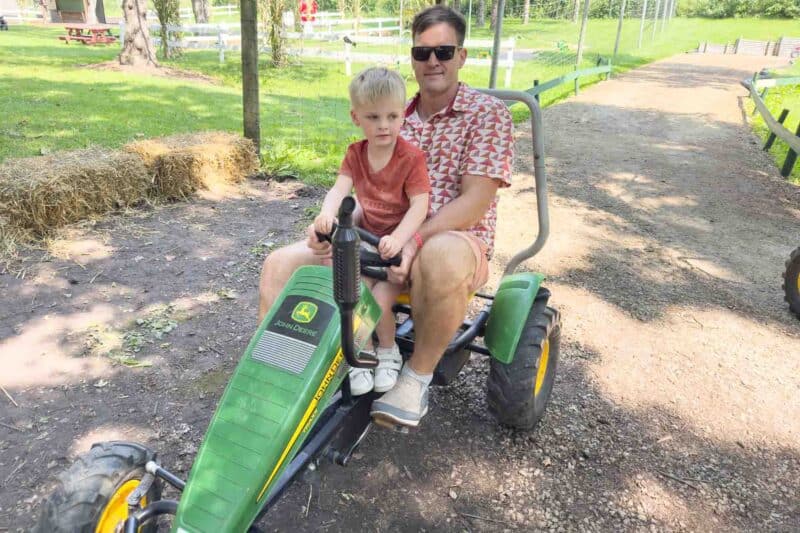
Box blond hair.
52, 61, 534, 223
348, 67, 406, 108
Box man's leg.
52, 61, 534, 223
407, 233, 476, 373
371, 232, 479, 427
258, 240, 327, 321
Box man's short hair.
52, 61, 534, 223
411, 5, 466, 46
348, 67, 406, 108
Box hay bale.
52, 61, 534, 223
0, 148, 151, 235
124, 132, 259, 199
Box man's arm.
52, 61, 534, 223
387, 174, 500, 284
416, 174, 500, 242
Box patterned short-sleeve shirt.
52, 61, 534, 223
401, 83, 514, 257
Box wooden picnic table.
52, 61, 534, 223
59, 23, 117, 45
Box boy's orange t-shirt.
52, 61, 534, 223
339, 136, 431, 237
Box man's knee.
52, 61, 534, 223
414, 233, 475, 295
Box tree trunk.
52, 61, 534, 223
119, 0, 158, 67
572, 0, 579, 22
191, 0, 208, 23
476, 0, 485, 26
241, 0, 260, 147
522, 0, 529, 23
489, 0, 497, 31
452, 0, 460, 11
85, 0, 98, 23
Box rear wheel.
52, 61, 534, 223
784, 246, 800, 320
487, 292, 560, 429
35, 441, 162, 533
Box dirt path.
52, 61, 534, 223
2, 53, 799, 532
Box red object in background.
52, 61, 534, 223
300, 0, 318, 22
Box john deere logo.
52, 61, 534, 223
291, 302, 318, 323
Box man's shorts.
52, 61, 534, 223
446, 231, 489, 293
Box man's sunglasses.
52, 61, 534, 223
411, 45, 460, 62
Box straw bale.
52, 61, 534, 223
124, 132, 259, 199
0, 148, 151, 235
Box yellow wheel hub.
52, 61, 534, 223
534, 338, 550, 397
796, 272, 799, 293
95, 479, 147, 533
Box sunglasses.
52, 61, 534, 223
411, 45, 460, 62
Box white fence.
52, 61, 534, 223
0, 8, 41, 23
146, 4, 239, 21
698, 36, 800, 57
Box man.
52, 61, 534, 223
258, 5, 514, 428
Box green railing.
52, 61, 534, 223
526, 59, 612, 101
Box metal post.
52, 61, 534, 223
637, 0, 648, 48
651, 0, 660, 40
780, 122, 800, 177
613, 0, 627, 60
488, 0, 505, 88
467, 0, 472, 40
575, 0, 590, 68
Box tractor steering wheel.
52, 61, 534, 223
315, 224, 402, 281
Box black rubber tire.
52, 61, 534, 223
487, 291, 560, 430
784, 246, 800, 320
35, 441, 162, 533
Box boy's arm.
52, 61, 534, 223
313, 174, 353, 237
389, 192, 429, 246
320, 174, 354, 218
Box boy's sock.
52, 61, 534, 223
401, 364, 433, 387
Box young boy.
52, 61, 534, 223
313, 67, 430, 395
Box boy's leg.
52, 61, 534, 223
371, 280, 403, 347
371, 280, 404, 393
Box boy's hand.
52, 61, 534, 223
378, 235, 402, 259
306, 223, 332, 258
313, 213, 336, 237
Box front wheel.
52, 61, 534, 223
486, 293, 560, 429
784, 246, 800, 320
35, 441, 162, 533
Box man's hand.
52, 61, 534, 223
378, 235, 402, 260
305, 223, 332, 259
387, 239, 419, 285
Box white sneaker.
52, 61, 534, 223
371, 372, 429, 428
373, 344, 402, 393
348, 365, 374, 396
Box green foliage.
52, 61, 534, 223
678, 0, 800, 18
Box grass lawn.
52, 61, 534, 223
2, 18, 799, 185
748, 62, 800, 184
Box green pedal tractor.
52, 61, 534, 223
35, 90, 561, 532
785, 246, 800, 319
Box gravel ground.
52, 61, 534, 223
1, 52, 799, 532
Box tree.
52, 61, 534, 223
241, 0, 260, 147
489, 0, 497, 30
191, 0, 209, 23
153, 0, 181, 59
572, 0, 579, 21
119, 0, 158, 67
522, 0, 530, 23
476, 0, 485, 26
259, 0, 287, 66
